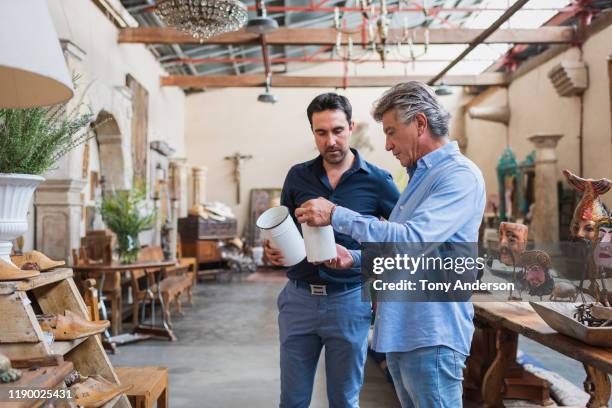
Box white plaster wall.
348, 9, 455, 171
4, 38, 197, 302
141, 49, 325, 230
46, 0, 185, 156
465, 24, 612, 209
22, 0, 186, 252
185, 86, 467, 233
464, 88, 510, 200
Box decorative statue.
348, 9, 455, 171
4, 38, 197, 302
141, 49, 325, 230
549, 281, 578, 302
562, 169, 611, 241
563, 170, 611, 305
0, 353, 21, 383
519, 250, 555, 299
499, 222, 528, 266
589, 217, 612, 306
498, 222, 528, 300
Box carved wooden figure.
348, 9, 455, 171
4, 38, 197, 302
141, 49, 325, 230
224, 152, 253, 204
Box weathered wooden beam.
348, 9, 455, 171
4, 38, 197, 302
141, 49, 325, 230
160, 73, 508, 88
120, 26, 575, 46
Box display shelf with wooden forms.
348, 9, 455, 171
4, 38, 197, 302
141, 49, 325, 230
0, 359, 74, 408
0, 268, 131, 408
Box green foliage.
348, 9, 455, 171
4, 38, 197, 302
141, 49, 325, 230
100, 183, 156, 238
0, 102, 95, 175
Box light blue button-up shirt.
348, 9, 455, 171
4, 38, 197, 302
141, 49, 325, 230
332, 141, 486, 355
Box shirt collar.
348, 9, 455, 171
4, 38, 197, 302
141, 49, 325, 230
308, 148, 370, 175
417, 140, 458, 169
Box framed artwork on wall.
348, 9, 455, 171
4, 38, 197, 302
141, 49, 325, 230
126, 74, 149, 185
246, 188, 282, 247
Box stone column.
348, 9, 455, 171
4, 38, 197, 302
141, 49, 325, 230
168, 200, 179, 261
34, 179, 86, 262
191, 166, 208, 206
528, 134, 563, 244
169, 158, 189, 218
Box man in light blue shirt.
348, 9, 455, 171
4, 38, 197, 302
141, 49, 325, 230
296, 81, 486, 407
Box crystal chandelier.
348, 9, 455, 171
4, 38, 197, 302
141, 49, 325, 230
156, 0, 248, 42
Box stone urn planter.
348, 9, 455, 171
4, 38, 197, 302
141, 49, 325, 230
0, 174, 45, 265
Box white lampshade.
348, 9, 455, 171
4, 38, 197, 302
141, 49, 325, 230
0, 0, 74, 108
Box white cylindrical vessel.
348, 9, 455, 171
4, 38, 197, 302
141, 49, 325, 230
302, 224, 337, 263
257, 206, 305, 266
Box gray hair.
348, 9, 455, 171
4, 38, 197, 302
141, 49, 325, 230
371, 81, 451, 138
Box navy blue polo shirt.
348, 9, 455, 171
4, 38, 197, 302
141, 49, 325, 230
280, 148, 400, 283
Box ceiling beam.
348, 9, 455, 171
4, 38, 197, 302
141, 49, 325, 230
160, 73, 508, 88
428, 0, 530, 85
119, 26, 575, 46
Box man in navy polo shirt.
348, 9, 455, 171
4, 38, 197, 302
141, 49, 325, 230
264, 93, 399, 407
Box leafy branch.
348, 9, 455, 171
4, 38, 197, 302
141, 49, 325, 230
100, 182, 156, 238
0, 80, 96, 175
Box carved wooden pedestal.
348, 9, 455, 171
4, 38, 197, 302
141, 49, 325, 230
466, 325, 551, 408
584, 364, 612, 408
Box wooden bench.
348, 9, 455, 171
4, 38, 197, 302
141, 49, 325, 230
134, 246, 193, 330
116, 366, 168, 408
468, 300, 612, 408
177, 235, 198, 286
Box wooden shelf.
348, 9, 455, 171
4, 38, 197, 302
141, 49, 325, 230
0, 269, 73, 294
101, 394, 122, 408
49, 337, 88, 356
0, 360, 74, 408
0, 269, 131, 408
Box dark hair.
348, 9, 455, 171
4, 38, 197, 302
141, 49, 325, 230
306, 93, 352, 128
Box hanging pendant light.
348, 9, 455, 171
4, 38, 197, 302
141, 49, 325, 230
247, 0, 278, 34
257, 74, 277, 103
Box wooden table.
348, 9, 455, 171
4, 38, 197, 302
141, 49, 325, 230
472, 300, 612, 408
71, 260, 178, 350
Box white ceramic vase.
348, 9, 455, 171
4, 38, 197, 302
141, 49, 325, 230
0, 174, 45, 265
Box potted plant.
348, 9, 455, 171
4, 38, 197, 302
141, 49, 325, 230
0, 103, 93, 266
100, 183, 156, 264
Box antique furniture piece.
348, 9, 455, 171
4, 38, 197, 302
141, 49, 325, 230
179, 215, 237, 278
468, 301, 612, 408
135, 246, 193, 333
72, 258, 178, 347
0, 268, 131, 407
116, 366, 169, 408
177, 236, 198, 286
75, 230, 122, 336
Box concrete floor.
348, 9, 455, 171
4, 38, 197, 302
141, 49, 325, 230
109, 280, 400, 408
108, 277, 610, 408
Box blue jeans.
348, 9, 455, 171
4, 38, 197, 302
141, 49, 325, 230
386, 346, 466, 408
278, 281, 372, 408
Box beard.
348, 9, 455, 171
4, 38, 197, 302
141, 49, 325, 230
323, 147, 348, 164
